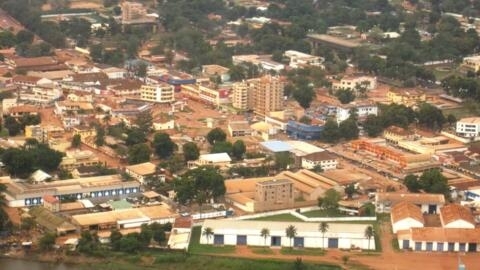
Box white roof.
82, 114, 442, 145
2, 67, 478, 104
285, 140, 324, 155
199, 153, 232, 163
79, 199, 95, 208
31, 170, 51, 183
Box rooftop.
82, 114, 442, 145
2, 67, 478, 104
458, 117, 480, 124
376, 192, 445, 205
303, 151, 337, 162
397, 227, 480, 242
391, 201, 424, 224
440, 204, 475, 226
199, 153, 232, 163
126, 162, 157, 176
260, 140, 292, 152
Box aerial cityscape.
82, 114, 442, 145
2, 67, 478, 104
0, 0, 479, 269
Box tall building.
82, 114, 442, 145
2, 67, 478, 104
254, 179, 294, 212
121, 1, 148, 22
253, 75, 284, 116
232, 81, 254, 110
140, 83, 175, 103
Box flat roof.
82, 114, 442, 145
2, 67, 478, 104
126, 162, 156, 176
307, 34, 360, 48
199, 153, 232, 163
458, 117, 480, 124
260, 140, 292, 152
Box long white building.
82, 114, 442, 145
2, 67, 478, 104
200, 220, 375, 250
456, 117, 480, 138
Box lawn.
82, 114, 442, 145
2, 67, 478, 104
250, 213, 304, 222
188, 226, 236, 254
250, 246, 275, 255
301, 209, 347, 218
280, 247, 326, 256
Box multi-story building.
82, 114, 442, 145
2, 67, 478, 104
336, 102, 377, 123
25, 125, 64, 143
286, 121, 323, 140
456, 117, 480, 138
254, 179, 294, 212
332, 75, 377, 92
387, 88, 427, 107
284, 50, 324, 69
463, 55, 480, 72
301, 151, 338, 171
181, 82, 230, 106
232, 81, 254, 110
121, 1, 148, 22
140, 83, 175, 103
253, 75, 284, 116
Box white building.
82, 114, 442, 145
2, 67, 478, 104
284, 50, 324, 69
332, 76, 377, 92
336, 102, 378, 123
301, 151, 337, 171
125, 162, 164, 184
140, 84, 175, 103
397, 227, 480, 252
390, 202, 424, 233
188, 153, 232, 169
456, 117, 480, 138
375, 193, 445, 214
439, 204, 475, 229
463, 55, 480, 72
102, 67, 126, 79
200, 220, 375, 250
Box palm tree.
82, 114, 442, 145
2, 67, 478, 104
319, 222, 329, 250
203, 227, 214, 245
364, 226, 374, 252
260, 228, 270, 247
285, 225, 297, 248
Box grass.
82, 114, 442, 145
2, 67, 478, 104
391, 238, 400, 251
188, 226, 236, 255
250, 247, 275, 255
250, 213, 304, 222
301, 209, 346, 218
280, 247, 326, 256
442, 106, 473, 119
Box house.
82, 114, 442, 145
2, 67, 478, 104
102, 67, 126, 79
439, 204, 475, 229
31, 170, 52, 183
8, 105, 38, 118
284, 50, 324, 69
200, 220, 375, 250
387, 88, 427, 107
456, 117, 480, 138
375, 193, 445, 214
390, 201, 424, 233
250, 122, 277, 141
286, 121, 323, 140
336, 102, 378, 123
301, 151, 338, 171
383, 126, 415, 144
153, 118, 175, 131
201, 64, 230, 82
167, 216, 194, 250
188, 153, 232, 169
125, 162, 165, 184
228, 121, 252, 137
43, 195, 60, 213
463, 55, 480, 72
332, 75, 377, 92
397, 227, 480, 252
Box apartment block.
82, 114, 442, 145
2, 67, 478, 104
140, 83, 175, 103
253, 75, 284, 116
254, 179, 294, 212
232, 81, 254, 110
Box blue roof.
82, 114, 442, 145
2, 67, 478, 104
260, 140, 292, 152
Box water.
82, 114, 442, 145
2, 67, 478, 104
0, 257, 83, 270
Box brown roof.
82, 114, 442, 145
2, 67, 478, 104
143, 190, 160, 199
13, 56, 58, 68
71, 72, 108, 82
43, 195, 59, 204
440, 204, 475, 226
397, 227, 480, 242
385, 125, 413, 136
303, 151, 337, 162
173, 216, 193, 229
9, 105, 38, 114
390, 201, 424, 224
110, 79, 142, 90
376, 193, 445, 205
12, 75, 42, 84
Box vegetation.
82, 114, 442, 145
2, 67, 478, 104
152, 133, 177, 159
206, 128, 227, 145
127, 143, 151, 165
285, 225, 297, 248
182, 142, 200, 162
317, 189, 341, 215
403, 169, 450, 198
319, 222, 329, 250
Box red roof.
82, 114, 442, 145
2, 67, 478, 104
43, 195, 59, 204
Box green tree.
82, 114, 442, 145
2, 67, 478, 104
182, 142, 200, 161
403, 174, 420, 192
419, 169, 449, 198
16, 30, 34, 44
110, 228, 123, 251
293, 84, 315, 109
365, 226, 374, 252
274, 152, 293, 170
150, 222, 166, 244
173, 166, 226, 207
321, 119, 340, 143
260, 227, 270, 247
203, 227, 214, 244
285, 225, 297, 248
134, 111, 153, 135
335, 88, 355, 104
339, 118, 359, 140
38, 232, 56, 251
206, 128, 227, 145
416, 103, 445, 131
71, 134, 81, 148
3, 116, 21, 136
152, 133, 177, 159
319, 189, 341, 215
119, 232, 142, 253
345, 184, 356, 199
127, 143, 151, 164
363, 114, 383, 137
319, 222, 329, 250
95, 125, 106, 147
139, 223, 153, 247
125, 128, 146, 146
211, 141, 233, 154
78, 231, 99, 255
231, 140, 246, 160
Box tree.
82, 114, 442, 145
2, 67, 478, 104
119, 233, 142, 253
127, 143, 151, 164
16, 30, 34, 44
95, 125, 105, 147
38, 232, 56, 251
71, 134, 81, 148
360, 202, 376, 217
3, 116, 21, 136
231, 140, 246, 160
335, 88, 355, 104
364, 226, 374, 252
150, 222, 166, 244
319, 189, 341, 215
173, 166, 226, 207
345, 184, 356, 199
321, 119, 340, 143
211, 141, 233, 154
260, 227, 270, 247
363, 114, 383, 137
125, 128, 146, 146
135, 62, 148, 79
78, 230, 99, 255
20, 216, 35, 233
110, 228, 123, 251
182, 142, 200, 161
203, 227, 214, 244
285, 225, 297, 248
403, 174, 420, 192
134, 111, 153, 135
319, 222, 329, 250
274, 152, 293, 170
447, 114, 456, 126
152, 133, 177, 159
339, 118, 359, 140
139, 223, 153, 247
418, 168, 449, 198
416, 103, 445, 131
206, 128, 227, 145
293, 84, 315, 109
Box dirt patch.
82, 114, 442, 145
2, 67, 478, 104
69, 1, 103, 9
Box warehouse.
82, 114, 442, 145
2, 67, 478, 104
200, 220, 375, 250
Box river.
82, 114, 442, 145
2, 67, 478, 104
0, 257, 83, 270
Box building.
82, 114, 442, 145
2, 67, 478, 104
167, 216, 193, 250
301, 151, 338, 171
390, 201, 424, 233
253, 76, 284, 116
375, 192, 445, 214
140, 83, 175, 103
125, 162, 165, 184
200, 220, 375, 249
307, 34, 361, 53
383, 126, 415, 144
25, 125, 64, 143
286, 121, 323, 140
336, 102, 377, 123
228, 121, 252, 137
43, 195, 60, 213
439, 204, 475, 229
456, 117, 480, 138
121, 1, 148, 22
254, 179, 294, 212
60, 150, 101, 171
397, 227, 480, 252
2, 175, 140, 207
188, 153, 232, 169
231, 81, 254, 110
284, 50, 324, 69
332, 75, 377, 92
387, 88, 427, 107
181, 83, 230, 106
463, 55, 480, 72
201, 65, 230, 82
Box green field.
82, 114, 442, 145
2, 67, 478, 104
188, 226, 236, 254
249, 213, 304, 222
